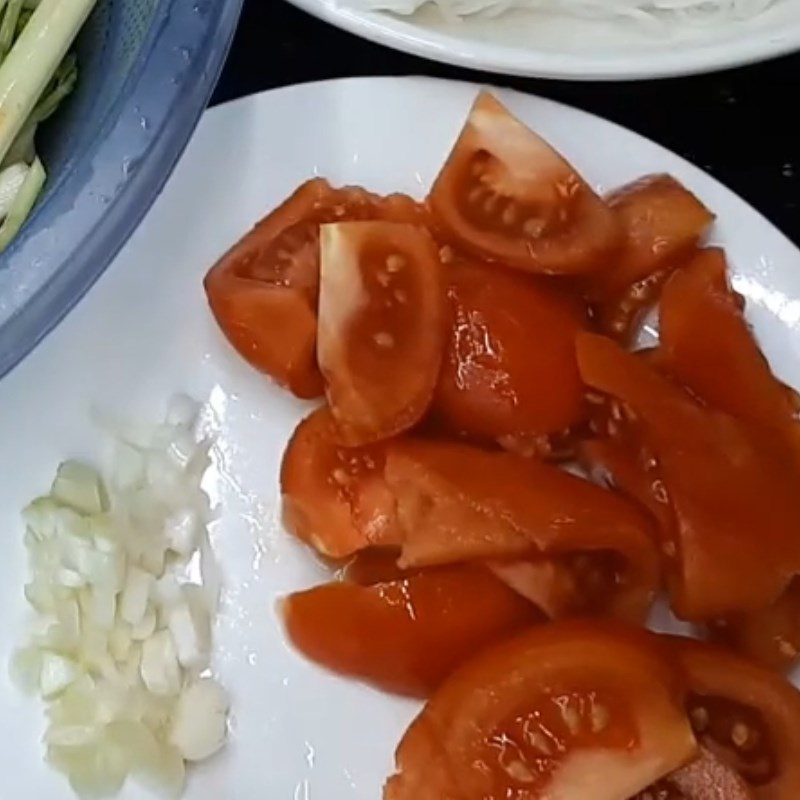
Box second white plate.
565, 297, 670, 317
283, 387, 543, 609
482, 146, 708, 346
289, 0, 800, 79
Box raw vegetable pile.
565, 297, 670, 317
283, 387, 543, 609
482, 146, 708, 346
0, 0, 98, 252
11, 396, 229, 798
204, 90, 800, 799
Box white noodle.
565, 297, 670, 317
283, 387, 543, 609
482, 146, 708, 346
346, 0, 783, 26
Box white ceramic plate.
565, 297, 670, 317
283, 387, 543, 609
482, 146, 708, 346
288, 0, 800, 79
1, 76, 800, 799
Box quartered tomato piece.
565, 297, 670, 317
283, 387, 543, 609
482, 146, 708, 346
433, 262, 588, 445
318, 221, 447, 445
384, 439, 659, 622
282, 564, 541, 697
204, 179, 425, 398
670, 637, 800, 800
709, 579, 800, 672
385, 622, 696, 800
588, 175, 713, 342
659, 248, 799, 435
597, 174, 714, 297
280, 406, 399, 558
428, 92, 620, 275
576, 332, 800, 620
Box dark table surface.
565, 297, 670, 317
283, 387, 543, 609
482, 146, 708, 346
212, 0, 799, 246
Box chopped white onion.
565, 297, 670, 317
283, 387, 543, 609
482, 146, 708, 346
169, 679, 229, 761
12, 395, 227, 798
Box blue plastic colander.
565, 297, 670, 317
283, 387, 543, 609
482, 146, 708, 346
0, 0, 243, 378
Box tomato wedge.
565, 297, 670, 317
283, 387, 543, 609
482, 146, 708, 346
385, 621, 696, 800
280, 406, 399, 558
204, 179, 425, 398
588, 175, 713, 341
428, 92, 620, 275
282, 564, 541, 697
384, 439, 659, 622
606, 174, 714, 289
433, 261, 588, 445
669, 637, 800, 800
576, 332, 800, 620
317, 221, 447, 445
709, 579, 800, 672
659, 248, 799, 435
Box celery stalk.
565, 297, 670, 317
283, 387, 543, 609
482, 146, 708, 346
0, 0, 96, 165
0, 155, 43, 251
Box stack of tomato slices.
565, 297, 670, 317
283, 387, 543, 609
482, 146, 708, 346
204, 92, 800, 799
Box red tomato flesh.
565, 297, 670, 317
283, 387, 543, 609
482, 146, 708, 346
671, 637, 800, 800
428, 92, 621, 275
280, 407, 399, 559
659, 247, 799, 436
282, 564, 541, 697
318, 221, 447, 445
577, 332, 800, 620
384, 438, 659, 622
204, 179, 425, 398
434, 261, 588, 443
385, 622, 696, 800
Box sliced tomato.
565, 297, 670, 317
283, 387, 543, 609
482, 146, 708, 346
587, 175, 713, 342
282, 564, 541, 697
280, 406, 399, 559
579, 437, 675, 539
384, 438, 659, 622
385, 621, 696, 800
599, 174, 714, 296
486, 550, 637, 622
317, 221, 447, 445
428, 92, 620, 275
576, 332, 800, 620
709, 579, 800, 672
670, 637, 800, 800
204, 179, 425, 398
659, 248, 799, 435
433, 261, 588, 444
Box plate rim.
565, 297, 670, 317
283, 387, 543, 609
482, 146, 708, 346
286, 0, 800, 80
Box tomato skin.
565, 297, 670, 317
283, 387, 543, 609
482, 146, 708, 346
384, 438, 659, 622
282, 565, 541, 697
602, 174, 714, 294
579, 437, 675, 540
577, 332, 800, 621
659, 248, 798, 435
709, 580, 800, 672
588, 175, 714, 342
670, 637, 800, 800
280, 407, 399, 559
428, 92, 620, 276
385, 621, 696, 800
204, 179, 426, 398
433, 262, 588, 442
318, 221, 447, 445
205, 276, 322, 397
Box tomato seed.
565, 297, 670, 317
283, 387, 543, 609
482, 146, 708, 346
386, 255, 405, 273
505, 760, 535, 783
523, 218, 545, 237
690, 706, 709, 732
502, 205, 517, 226
373, 332, 395, 348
